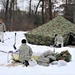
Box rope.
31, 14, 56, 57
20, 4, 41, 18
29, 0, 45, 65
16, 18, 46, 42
4, 33, 25, 41
0, 50, 13, 54
0, 50, 14, 63
0, 50, 7, 53
0, 33, 25, 49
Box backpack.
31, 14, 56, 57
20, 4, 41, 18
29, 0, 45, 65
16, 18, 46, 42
56, 50, 72, 62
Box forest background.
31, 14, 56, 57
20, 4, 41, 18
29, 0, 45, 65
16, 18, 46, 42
0, 0, 75, 31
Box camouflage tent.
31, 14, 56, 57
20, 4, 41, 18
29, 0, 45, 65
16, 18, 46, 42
25, 16, 75, 46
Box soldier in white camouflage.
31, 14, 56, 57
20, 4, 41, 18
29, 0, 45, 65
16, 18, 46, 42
0, 19, 6, 43
18, 39, 33, 67
54, 34, 64, 47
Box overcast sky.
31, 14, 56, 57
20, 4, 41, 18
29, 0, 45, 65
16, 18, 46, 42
17, 0, 39, 11
0, 0, 63, 11
17, 0, 63, 11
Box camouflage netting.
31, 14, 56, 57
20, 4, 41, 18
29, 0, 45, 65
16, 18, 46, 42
25, 16, 75, 46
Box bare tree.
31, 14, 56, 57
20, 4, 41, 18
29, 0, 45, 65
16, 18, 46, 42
29, 0, 32, 16
9, 0, 15, 30
35, 0, 42, 14
0, 0, 6, 10
41, 0, 45, 24
49, 0, 52, 20
5, 0, 9, 24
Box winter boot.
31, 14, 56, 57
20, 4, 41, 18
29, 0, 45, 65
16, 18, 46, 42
2, 41, 4, 43
23, 60, 29, 67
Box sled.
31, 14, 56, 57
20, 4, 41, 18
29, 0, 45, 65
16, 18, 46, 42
11, 53, 40, 61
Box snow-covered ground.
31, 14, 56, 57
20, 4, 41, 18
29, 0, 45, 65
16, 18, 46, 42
0, 31, 75, 75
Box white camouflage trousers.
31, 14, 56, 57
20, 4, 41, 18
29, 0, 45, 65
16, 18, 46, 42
0, 32, 4, 43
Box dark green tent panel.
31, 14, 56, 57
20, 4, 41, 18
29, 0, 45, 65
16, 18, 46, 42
25, 16, 75, 46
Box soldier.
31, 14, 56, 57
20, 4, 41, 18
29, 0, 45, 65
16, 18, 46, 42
18, 39, 33, 67
0, 19, 6, 43
54, 34, 64, 47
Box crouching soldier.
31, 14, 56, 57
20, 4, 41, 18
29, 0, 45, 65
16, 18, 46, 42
13, 39, 33, 67
54, 34, 64, 48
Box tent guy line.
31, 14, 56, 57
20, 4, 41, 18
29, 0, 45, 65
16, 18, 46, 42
4, 33, 25, 41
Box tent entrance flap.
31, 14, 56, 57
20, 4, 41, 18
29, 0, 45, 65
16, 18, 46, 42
67, 34, 75, 45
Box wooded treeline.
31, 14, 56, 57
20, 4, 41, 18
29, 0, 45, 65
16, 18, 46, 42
0, 0, 75, 31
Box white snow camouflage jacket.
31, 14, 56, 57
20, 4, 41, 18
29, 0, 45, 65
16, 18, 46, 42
18, 44, 33, 62
0, 23, 6, 32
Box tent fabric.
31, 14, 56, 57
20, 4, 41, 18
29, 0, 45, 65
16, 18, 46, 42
25, 16, 75, 46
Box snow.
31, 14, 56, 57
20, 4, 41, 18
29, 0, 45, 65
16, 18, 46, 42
0, 31, 75, 75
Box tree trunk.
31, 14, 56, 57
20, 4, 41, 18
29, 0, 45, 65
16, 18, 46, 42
49, 0, 52, 20
42, 0, 44, 24
9, 0, 15, 31
5, 0, 9, 25
35, 0, 41, 14
29, 0, 32, 16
